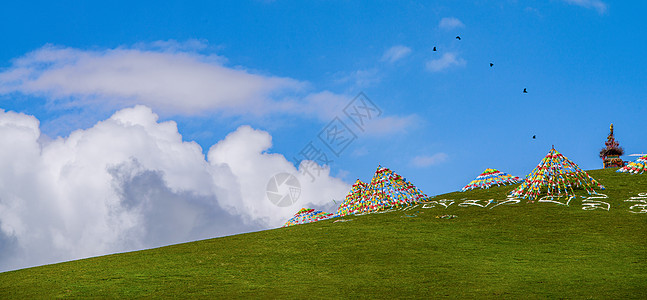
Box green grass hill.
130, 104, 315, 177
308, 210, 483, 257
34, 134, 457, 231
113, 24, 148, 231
1, 168, 646, 298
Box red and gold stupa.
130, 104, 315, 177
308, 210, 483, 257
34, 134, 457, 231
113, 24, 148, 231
600, 124, 625, 168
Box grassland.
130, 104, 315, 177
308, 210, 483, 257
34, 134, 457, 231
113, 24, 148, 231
1, 168, 646, 298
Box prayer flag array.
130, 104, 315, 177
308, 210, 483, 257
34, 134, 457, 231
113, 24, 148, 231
461, 168, 521, 191
337, 165, 429, 216
617, 155, 647, 174
510, 147, 604, 200
282, 208, 337, 227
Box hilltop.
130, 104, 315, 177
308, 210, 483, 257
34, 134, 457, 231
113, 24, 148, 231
0, 168, 646, 298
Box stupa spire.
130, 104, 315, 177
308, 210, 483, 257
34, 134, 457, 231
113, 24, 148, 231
600, 123, 624, 168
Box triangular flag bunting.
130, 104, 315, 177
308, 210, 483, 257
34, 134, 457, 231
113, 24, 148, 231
461, 168, 521, 191
337, 165, 429, 216
336, 179, 368, 217
617, 155, 647, 174
282, 208, 337, 227
510, 147, 604, 200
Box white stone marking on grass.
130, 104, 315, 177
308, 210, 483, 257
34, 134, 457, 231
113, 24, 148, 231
581, 201, 611, 211
583, 193, 608, 200
421, 199, 455, 209
538, 195, 576, 206
458, 199, 493, 208
404, 204, 420, 211
489, 196, 521, 209
625, 192, 647, 213
581, 193, 610, 211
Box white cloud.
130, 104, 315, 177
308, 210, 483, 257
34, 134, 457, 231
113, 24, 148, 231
299, 91, 350, 120
381, 45, 412, 63
562, 0, 607, 14
0, 43, 304, 115
276, 92, 417, 137
0, 43, 406, 129
333, 68, 382, 88
410, 153, 449, 168
438, 17, 465, 30
0, 106, 349, 272
362, 114, 421, 137
352, 147, 369, 157
270, 90, 351, 122
285, 91, 419, 136
425, 52, 467, 72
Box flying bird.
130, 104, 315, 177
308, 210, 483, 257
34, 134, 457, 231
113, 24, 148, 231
523, 88, 528, 93
533, 135, 536, 139
489, 63, 494, 67
456, 36, 461, 40
433, 46, 437, 51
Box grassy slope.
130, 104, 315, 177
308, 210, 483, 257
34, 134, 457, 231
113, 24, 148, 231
1, 168, 646, 298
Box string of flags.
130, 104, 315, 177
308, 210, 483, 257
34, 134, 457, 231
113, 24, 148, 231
509, 147, 605, 200
617, 154, 647, 174
283, 165, 429, 227
336, 165, 430, 217
282, 208, 337, 227
461, 168, 521, 191
283, 147, 619, 227
336, 179, 369, 217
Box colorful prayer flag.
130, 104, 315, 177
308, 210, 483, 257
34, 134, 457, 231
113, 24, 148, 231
510, 147, 604, 200
617, 155, 647, 174
461, 168, 521, 191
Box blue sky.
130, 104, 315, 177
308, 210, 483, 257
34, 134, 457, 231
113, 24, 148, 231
0, 0, 645, 271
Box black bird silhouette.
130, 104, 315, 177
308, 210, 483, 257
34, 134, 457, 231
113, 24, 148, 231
456, 36, 461, 40
523, 88, 528, 93
489, 63, 494, 67
433, 46, 437, 51
533, 135, 536, 139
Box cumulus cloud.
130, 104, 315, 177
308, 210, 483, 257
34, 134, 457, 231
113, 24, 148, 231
381, 45, 412, 63
425, 52, 466, 72
410, 153, 449, 168
0, 42, 304, 115
0, 106, 349, 272
562, 0, 607, 14
438, 17, 465, 30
